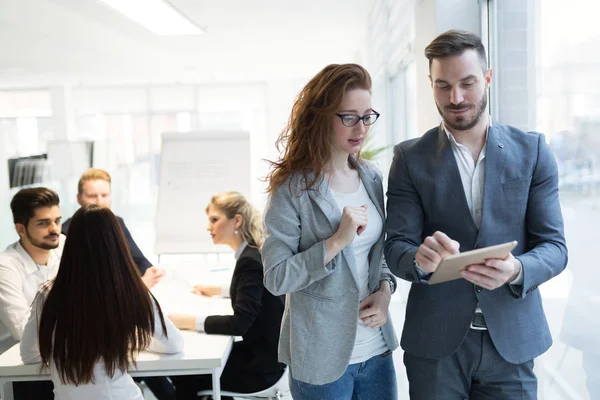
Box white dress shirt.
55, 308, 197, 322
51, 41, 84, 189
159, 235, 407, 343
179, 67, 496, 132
20, 288, 184, 400
0, 236, 64, 354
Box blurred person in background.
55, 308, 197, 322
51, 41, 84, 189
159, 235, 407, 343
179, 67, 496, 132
169, 191, 285, 399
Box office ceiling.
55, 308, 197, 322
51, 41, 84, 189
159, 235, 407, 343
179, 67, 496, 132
0, 0, 370, 86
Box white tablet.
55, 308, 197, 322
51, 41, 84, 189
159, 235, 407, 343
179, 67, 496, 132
428, 241, 518, 285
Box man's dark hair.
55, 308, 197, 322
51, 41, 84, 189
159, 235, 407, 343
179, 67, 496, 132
10, 187, 60, 226
424, 29, 488, 71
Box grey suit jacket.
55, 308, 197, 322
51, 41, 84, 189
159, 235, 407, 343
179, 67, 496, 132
384, 123, 568, 364
262, 157, 399, 385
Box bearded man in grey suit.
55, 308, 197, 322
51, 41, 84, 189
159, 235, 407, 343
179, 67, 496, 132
384, 30, 568, 399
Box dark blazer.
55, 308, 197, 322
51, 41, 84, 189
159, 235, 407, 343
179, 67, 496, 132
61, 216, 152, 275
384, 122, 568, 364
205, 245, 285, 384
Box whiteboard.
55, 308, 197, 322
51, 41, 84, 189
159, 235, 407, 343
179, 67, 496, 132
155, 131, 251, 255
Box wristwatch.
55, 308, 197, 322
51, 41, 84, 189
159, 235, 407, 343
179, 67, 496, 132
381, 274, 396, 294
414, 258, 431, 278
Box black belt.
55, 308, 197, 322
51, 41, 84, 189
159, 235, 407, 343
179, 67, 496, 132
470, 312, 488, 330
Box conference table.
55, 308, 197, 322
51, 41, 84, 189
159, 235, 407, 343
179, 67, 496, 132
0, 261, 235, 400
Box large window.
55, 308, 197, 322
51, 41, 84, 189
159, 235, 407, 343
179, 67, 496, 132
492, 0, 600, 398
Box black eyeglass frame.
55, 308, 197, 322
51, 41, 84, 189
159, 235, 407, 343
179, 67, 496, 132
334, 111, 381, 127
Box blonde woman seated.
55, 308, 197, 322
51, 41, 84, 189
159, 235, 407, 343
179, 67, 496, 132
169, 192, 285, 399
20, 204, 184, 400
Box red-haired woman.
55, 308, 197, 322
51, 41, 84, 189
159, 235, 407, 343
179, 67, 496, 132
262, 63, 399, 399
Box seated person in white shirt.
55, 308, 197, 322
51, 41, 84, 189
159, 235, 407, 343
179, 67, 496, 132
0, 187, 64, 400
20, 203, 184, 400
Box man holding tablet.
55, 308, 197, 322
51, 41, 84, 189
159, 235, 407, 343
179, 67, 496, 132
384, 30, 567, 399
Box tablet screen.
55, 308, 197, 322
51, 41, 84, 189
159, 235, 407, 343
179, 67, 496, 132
428, 241, 518, 285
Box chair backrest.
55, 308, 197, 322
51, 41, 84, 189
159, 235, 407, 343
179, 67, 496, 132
197, 366, 290, 399
266, 366, 289, 394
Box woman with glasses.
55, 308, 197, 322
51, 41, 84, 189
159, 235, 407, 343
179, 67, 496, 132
261, 63, 399, 399
19, 204, 184, 400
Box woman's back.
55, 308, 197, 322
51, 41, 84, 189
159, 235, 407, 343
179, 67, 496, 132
21, 288, 183, 400
19, 204, 184, 399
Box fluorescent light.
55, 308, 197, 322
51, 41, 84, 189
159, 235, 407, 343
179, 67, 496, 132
98, 0, 204, 36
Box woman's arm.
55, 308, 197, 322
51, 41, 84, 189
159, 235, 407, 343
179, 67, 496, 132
262, 185, 346, 296
203, 257, 263, 336
20, 294, 43, 364
147, 299, 185, 354
170, 257, 264, 337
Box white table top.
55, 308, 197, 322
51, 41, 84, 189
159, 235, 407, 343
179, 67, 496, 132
0, 271, 235, 379
0, 330, 232, 378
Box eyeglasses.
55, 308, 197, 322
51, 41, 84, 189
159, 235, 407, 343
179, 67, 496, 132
335, 111, 381, 127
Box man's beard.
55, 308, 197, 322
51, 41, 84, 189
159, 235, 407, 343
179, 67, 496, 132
27, 231, 59, 250
437, 91, 488, 131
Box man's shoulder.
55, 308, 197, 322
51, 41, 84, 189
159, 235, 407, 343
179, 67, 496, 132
54, 234, 66, 258
113, 215, 128, 230
396, 126, 439, 155
493, 122, 543, 144
0, 242, 25, 271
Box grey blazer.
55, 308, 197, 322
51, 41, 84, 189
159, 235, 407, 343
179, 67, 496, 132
385, 123, 568, 364
262, 157, 399, 385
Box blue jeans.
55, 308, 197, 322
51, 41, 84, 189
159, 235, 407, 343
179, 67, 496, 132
289, 351, 397, 400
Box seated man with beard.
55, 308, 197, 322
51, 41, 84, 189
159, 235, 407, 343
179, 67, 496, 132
0, 187, 64, 399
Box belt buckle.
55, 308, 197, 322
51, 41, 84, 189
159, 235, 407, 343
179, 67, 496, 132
470, 312, 487, 330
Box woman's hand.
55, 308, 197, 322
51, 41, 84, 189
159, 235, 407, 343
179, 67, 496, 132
358, 282, 391, 329
192, 285, 222, 297
142, 266, 165, 289
334, 205, 368, 248
168, 314, 195, 330
325, 205, 369, 263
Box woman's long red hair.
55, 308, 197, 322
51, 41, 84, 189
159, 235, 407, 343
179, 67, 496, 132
265, 63, 372, 194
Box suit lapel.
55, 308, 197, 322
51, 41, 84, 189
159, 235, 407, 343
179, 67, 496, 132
307, 174, 342, 234
437, 126, 479, 233
305, 158, 382, 231
350, 157, 384, 221
477, 124, 507, 242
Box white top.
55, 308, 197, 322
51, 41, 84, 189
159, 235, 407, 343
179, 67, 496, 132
0, 236, 64, 354
331, 179, 388, 364
20, 289, 184, 400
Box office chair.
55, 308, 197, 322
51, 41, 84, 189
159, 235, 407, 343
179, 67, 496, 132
197, 366, 289, 400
